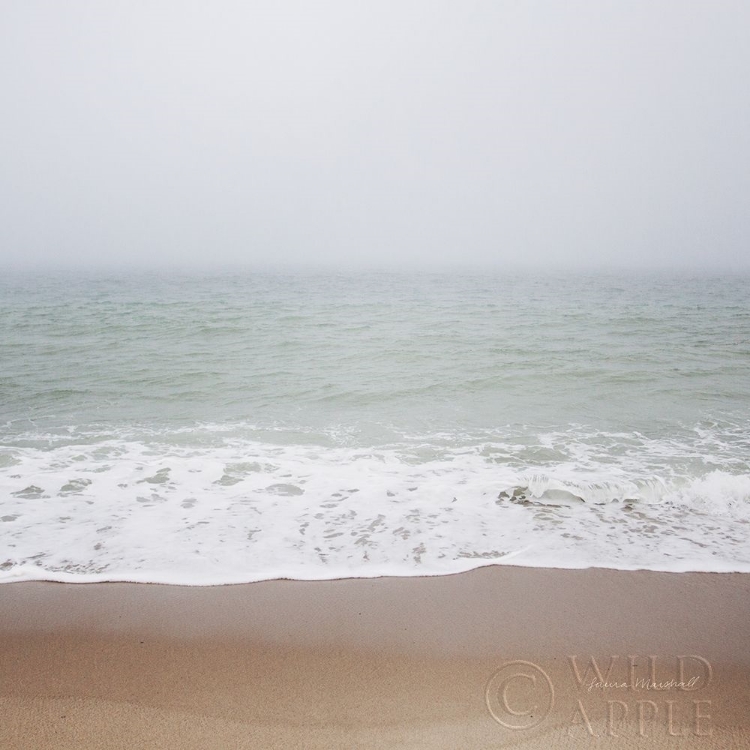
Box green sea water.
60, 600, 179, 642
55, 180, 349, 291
1, 270, 749, 583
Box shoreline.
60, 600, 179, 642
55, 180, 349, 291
5, 556, 750, 587
2, 566, 749, 748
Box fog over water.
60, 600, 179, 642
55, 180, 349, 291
2, 4, 750, 584
2, 1, 749, 270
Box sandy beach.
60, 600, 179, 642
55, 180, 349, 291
1, 566, 749, 748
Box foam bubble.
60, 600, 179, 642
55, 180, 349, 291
1, 426, 749, 584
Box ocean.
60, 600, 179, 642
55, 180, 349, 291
1, 269, 749, 584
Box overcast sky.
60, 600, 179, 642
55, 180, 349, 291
1, 1, 749, 270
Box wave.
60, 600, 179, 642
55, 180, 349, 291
1, 425, 749, 584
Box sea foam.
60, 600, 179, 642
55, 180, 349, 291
2, 425, 749, 584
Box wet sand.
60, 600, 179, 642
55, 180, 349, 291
1, 566, 749, 748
